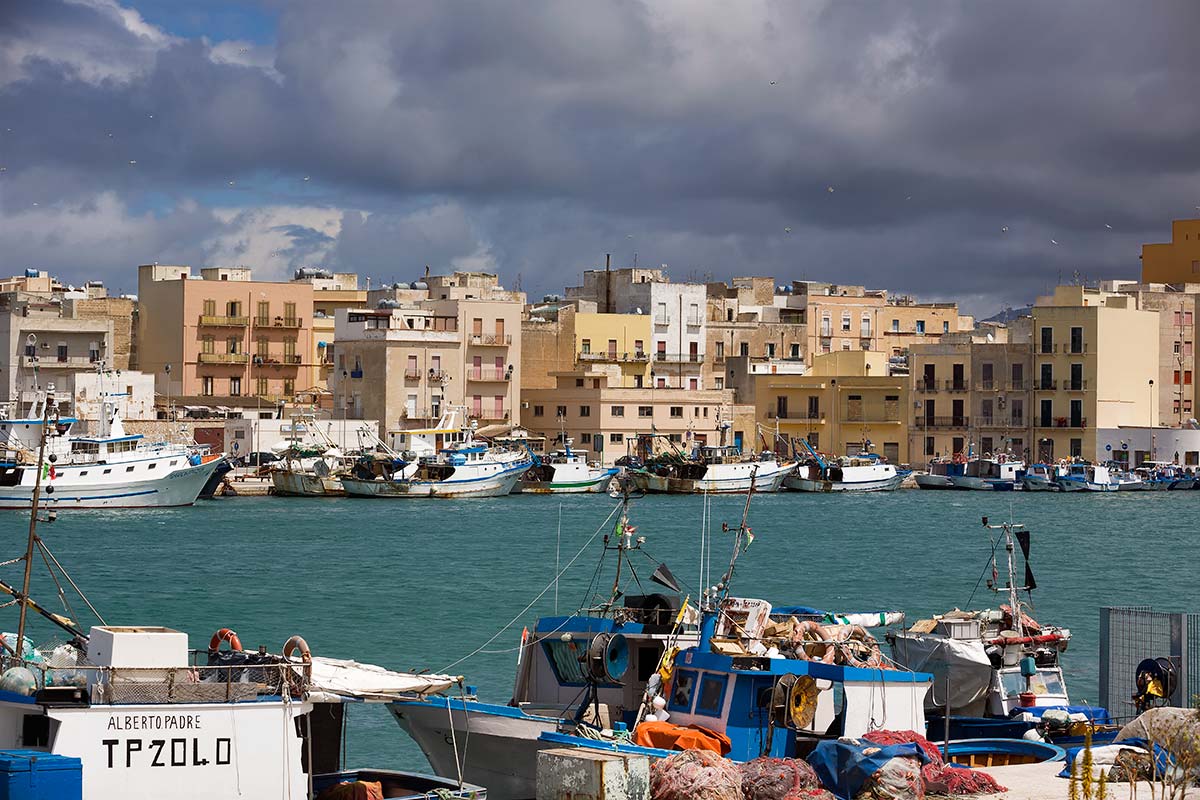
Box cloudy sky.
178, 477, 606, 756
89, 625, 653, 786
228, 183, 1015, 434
2, 0, 1197, 314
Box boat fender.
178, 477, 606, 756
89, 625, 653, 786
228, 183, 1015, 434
792, 620, 835, 663
283, 635, 313, 695
833, 625, 883, 669
209, 628, 243, 653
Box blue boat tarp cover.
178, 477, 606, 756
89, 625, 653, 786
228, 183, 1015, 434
807, 740, 929, 800
1056, 738, 1169, 779
1012, 705, 1113, 724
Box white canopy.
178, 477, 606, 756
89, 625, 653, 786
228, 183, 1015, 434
306, 656, 460, 703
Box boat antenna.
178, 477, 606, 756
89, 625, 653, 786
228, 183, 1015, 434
16, 385, 57, 657
712, 466, 757, 610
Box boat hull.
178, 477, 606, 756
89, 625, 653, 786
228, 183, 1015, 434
0, 458, 222, 509
630, 461, 795, 494
342, 466, 525, 498
914, 474, 955, 489
271, 469, 346, 496
783, 473, 904, 493
1020, 477, 1059, 492
516, 474, 615, 493
391, 698, 557, 800
948, 476, 1017, 491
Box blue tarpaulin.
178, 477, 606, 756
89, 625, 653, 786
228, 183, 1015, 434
1057, 738, 1170, 778
807, 740, 929, 800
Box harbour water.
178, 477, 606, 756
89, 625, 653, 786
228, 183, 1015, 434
11, 490, 1199, 772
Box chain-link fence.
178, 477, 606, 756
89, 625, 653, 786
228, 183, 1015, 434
1100, 606, 1200, 723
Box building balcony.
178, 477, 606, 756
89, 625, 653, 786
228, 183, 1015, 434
469, 333, 512, 346
578, 351, 650, 364
1037, 417, 1088, 429
1055, 342, 1089, 354
978, 416, 1027, 428
976, 380, 999, 392
945, 380, 969, 392
844, 412, 903, 424
654, 315, 670, 326
766, 410, 826, 421
198, 315, 249, 327
198, 352, 250, 364
653, 353, 703, 364
1035, 380, 1058, 391
21, 355, 98, 369
686, 316, 702, 327
467, 368, 511, 381
918, 416, 970, 430
915, 379, 939, 393
404, 369, 422, 381
1064, 380, 1088, 392
429, 370, 450, 384
475, 411, 511, 423
269, 317, 303, 329
252, 354, 303, 367
1009, 379, 1028, 391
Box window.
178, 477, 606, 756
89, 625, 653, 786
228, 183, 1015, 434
915, 320, 926, 334
739, 342, 749, 357
925, 436, 935, 456
283, 302, 297, 325
766, 343, 775, 358
533, 405, 544, 417
610, 433, 624, 443
1187, 371, 1194, 386
1070, 327, 1083, 354
689, 378, 698, 390
789, 343, 800, 360
256, 300, 270, 326
807, 432, 819, 448
201, 376, 214, 396
581, 338, 591, 354
579, 405, 591, 417
226, 300, 241, 317
283, 379, 294, 396
227, 337, 240, 354
1040, 327, 1053, 354
56, 343, 67, 362
203, 299, 216, 316
670, 406, 683, 418
88, 341, 100, 362
257, 337, 269, 357
668, 433, 682, 443
1070, 438, 1082, 458
888, 319, 898, 332
611, 405, 624, 417
1041, 363, 1054, 390
556, 405, 567, 417
284, 338, 296, 359
255, 378, 268, 396
715, 377, 724, 389
230, 377, 242, 396
821, 315, 832, 337
943, 321, 950, 333
841, 312, 851, 332
576, 378, 584, 387
581, 433, 592, 444
634, 339, 644, 355
714, 341, 724, 359
1175, 370, 1181, 385
638, 406, 653, 417
695, 674, 727, 717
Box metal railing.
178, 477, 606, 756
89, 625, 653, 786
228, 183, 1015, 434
944, 380, 969, 392
918, 416, 970, 429
21, 355, 97, 368
766, 410, 826, 421
653, 353, 703, 363
404, 369, 422, 380
198, 315, 249, 327
1065, 380, 1088, 391
467, 368, 511, 381
1036, 379, 1058, 390
1036, 417, 1087, 429
578, 351, 650, 363
915, 379, 939, 393
198, 352, 250, 364
469, 333, 512, 345
977, 416, 1026, 428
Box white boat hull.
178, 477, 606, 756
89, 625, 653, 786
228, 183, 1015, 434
631, 461, 795, 494
516, 474, 615, 493
342, 465, 526, 498
271, 469, 345, 496
914, 474, 955, 489
391, 699, 555, 800
784, 473, 904, 493
0, 459, 222, 509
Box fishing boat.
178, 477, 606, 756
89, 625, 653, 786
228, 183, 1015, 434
1057, 461, 1119, 492
630, 444, 795, 494
391, 478, 914, 799
0, 388, 223, 509
949, 455, 1025, 491
888, 516, 1110, 744
516, 440, 617, 493
0, 398, 485, 800
914, 458, 965, 489
783, 439, 904, 492
1020, 463, 1061, 492
1109, 464, 1145, 491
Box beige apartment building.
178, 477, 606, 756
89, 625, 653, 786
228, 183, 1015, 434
137, 265, 316, 409
520, 369, 736, 465
330, 272, 524, 435
754, 351, 910, 463
705, 277, 806, 391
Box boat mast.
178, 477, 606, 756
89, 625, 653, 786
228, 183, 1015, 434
17, 387, 55, 657
983, 516, 1025, 639
713, 467, 757, 609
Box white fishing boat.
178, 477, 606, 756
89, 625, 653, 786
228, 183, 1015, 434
516, 441, 616, 493
1057, 462, 1119, 492
630, 444, 795, 493
0, 405, 485, 800
269, 415, 373, 497
914, 458, 964, 489
783, 441, 903, 492
1019, 463, 1061, 492
0, 388, 222, 510
343, 411, 532, 498
949, 456, 1024, 491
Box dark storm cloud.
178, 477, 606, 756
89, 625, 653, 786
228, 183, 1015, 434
2, 0, 1198, 312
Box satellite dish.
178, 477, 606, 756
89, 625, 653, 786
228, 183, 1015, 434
985, 333, 994, 343
635, 307, 643, 315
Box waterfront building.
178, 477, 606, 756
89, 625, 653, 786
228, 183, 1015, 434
330, 271, 524, 435
1095, 426, 1200, 469
137, 264, 316, 412
908, 329, 1034, 462
1140, 218, 1200, 284
753, 350, 910, 463
521, 304, 651, 390
565, 266, 708, 388
1027, 285, 1158, 462
704, 277, 806, 391
520, 369, 734, 465
290, 268, 367, 392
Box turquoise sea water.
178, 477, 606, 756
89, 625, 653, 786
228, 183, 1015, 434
7, 490, 1199, 772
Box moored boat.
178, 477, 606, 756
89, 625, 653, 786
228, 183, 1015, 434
949, 455, 1025, 491
914, 457, 964, 489
1057, 461, 1119, 492
516, 441, 616, 493
630, 444, 795, 493
1020, 462, 1061, 492
783, 440, 903, 492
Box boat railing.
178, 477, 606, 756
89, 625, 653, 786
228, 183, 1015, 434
5, 657, 309, 705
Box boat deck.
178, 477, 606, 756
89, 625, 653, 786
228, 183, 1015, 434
980, 761, 1200, 799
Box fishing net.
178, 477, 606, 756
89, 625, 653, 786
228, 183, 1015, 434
863, 730, 1006, 796
854, 755, 924, 800
651, 749, 742, 800
739, 757, 832, 800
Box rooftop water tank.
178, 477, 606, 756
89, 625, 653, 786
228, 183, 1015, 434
377, 299, 400, 309
23, 269, 38, 278
413, 281, 428, 290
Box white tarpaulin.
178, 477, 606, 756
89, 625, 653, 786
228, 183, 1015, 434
307, 656, 460, 703
890, 633, 994, 712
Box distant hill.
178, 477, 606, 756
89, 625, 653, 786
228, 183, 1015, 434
982, 305, 1032, 324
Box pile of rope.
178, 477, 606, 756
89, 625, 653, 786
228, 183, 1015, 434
739, 757, 834, 800
650, 750, 742, 800
862, 730, 1006, 796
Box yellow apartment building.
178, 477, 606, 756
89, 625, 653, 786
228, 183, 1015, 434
292, 269, 367, 392
521, 305, 652, 390
1028, 286, 1159, 461
1141, 218, 1200, 284
755, 351, 910, 463
520, 369, 735, 465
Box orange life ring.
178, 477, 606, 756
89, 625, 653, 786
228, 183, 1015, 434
209, 628, 242, 652
282, 635, 313, 695
791, 620, 835, 663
